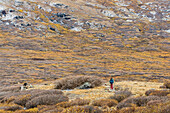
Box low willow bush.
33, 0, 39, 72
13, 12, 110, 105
92, 99, 118, 107
0, 85, 21, 93
4, 105, 22, 111
109, 90, 132, 102
117, 95, 169, 109
145, 89, 170, 96
64, 105, 103, 113
54, 76, 103, 89
25, 94, 69, 109
1, 89, 65, 107
57, 98, 91, 108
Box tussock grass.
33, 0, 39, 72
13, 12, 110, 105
0, 86, 21, 93
25, 94, 68, 109
145, 89, 170, 96
63, 105, 103, 113
1, 89, 64, 107
117, 101, 170, 113
39, 106, 64, 113
92, 99, 118, 107
117, 95, 169, 109
109, 90, 132, 102
147, 100, 163, 106
4, 105, 22, 111
54, 76, 103, 90
57, 98, 90, 108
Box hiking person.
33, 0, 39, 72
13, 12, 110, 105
109, 77, 114, 90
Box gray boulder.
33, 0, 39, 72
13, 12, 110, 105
76, 82, 92, 89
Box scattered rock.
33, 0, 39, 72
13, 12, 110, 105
101, 10, 117, 17
76, 82, 93, 89
50, 27, 56, 31
56, 13, 67, 17
71, 27, 83, 31
1, 10, 7, 16
14, 16, 24, 19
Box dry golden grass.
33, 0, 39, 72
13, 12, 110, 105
115, 81, 164, 96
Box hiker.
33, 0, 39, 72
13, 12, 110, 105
109, 77, 114, 90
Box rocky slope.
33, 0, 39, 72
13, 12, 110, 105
0, 0, 169, 87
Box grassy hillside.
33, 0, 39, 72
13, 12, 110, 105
0, 0, 169, 112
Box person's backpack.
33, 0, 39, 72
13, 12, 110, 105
109, 78, 114, 84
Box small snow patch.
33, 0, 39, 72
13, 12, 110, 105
150, 11, 156, 15
164, 29, 170, 33
71, 27, 83, 32
0, 5, 7, 10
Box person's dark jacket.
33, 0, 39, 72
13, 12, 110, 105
109, 78, 114, 84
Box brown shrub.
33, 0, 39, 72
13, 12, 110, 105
29, 89, 63, 99
65, 105, 103, 113
57, 98, 90, 108
117, 95, 169, 109
56, 102, 71, 108
40, 107, 64, 113
25, 94, 69, 109
135, 101, 170, 113
0, 85, 21, 92
117, 100, 170, 113
117, 102, 137, 110
1, 89, 63, 106
147, 100, 163, 106
110, 94, 128, 103
71, 98, 91, 106
54, 76, 103, 89
109, 90, 132, 102
145, 89, 155, 96
14, 94, 32, 106
4, 105, 22, 111
38, 105, 64, 113
1, 89, 40, 103
159, 104, 170, 113
0, 92, 11, 101
15, 108, 39, 113
145, 89, 170, 96
118, 107, 137, 113
92, 99, 118, 107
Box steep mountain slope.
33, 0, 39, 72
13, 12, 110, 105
0, 0, 169, 86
